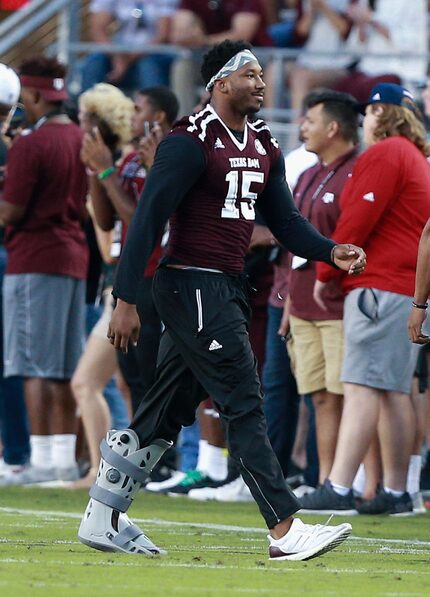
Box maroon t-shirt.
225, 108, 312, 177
3, 122, 88, 279
166, 105, 281, 272
288, 148, 359, 321
179, 0, 272, 46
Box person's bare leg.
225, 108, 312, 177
71, 335, 117, 486
410, 380, 425, 454
361, 434, 382, 500
24, 378, 53, 435
290, 398, 309, 471
199, 408, 225, 448
312, 390, 343, 483
378, 391, 415, 491
49, 379, 79, 435
330, 383, 381, 488
271, 516, 294, 539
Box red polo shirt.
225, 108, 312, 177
317, 136, 430, 296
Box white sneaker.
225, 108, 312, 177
56, 465, 80, 482
188, 476, 253, 502
268, 517, 352, 561
0, 458, 27, 478
412, 491, 427, 514
293, 484, 316, 499
145, 470, 186, 493
0, 465, 56, 486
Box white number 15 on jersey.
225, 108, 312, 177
221, 170, 264, 221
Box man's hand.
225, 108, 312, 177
332, 244, 366, 275
82, 127, 113, 173
408, 307, 430, 344
313, 279, 329, 312
248, 224, 276, 250
278, 295, 291, 339
138, 122, 163, 170
107, 299, 140, 353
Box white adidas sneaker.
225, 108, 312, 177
268, 517, 352, 561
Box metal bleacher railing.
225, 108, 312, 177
0, 0, 428, 152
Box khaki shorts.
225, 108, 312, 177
288, 315, 344, 395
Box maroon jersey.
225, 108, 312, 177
166, 105, 281, 273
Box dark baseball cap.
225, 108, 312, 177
358, 82, 416, 114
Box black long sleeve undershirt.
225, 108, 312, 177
113, 135, 207, 303
113, 135, 335, 304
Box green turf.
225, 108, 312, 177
0, 488, 429, 596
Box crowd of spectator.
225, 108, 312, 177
1, 0, 430, 518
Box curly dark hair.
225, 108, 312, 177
19, 56, 66, 79
201, 40, 253, 87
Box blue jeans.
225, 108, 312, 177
303, 394, 319, 487
86, 304, 130, 430
262, 304, 299, 476
81, 52, 175, 92
178, 419, 200, 472
0, 246, 30, 465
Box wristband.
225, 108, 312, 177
412, 301, 428, 310
97, 166, 116, 181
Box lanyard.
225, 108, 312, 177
297, 150, 356, 220
33, 109, 65, 130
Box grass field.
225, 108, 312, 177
0, 487, 429, 596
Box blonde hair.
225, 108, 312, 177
371, 101, 430, 157
79, 83, 134, 148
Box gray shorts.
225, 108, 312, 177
3, 273, 85, 379
341, 288, 419, 394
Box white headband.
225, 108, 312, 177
205, 49, 259, 92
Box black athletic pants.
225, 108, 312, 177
117, 276, 162, 414
130, 266, 300, 528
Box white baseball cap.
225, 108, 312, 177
0, 63, 20, 107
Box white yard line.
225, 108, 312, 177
0, 557, 429, 578
1, 506, 430, 548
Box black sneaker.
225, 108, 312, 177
167, 470, 225, 496
357, 489, 413, 516
299, 479, 357, 515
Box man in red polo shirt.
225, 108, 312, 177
0, 57, 88, 485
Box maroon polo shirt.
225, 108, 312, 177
288, 147, 359, 321
3, 122, 88, 279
